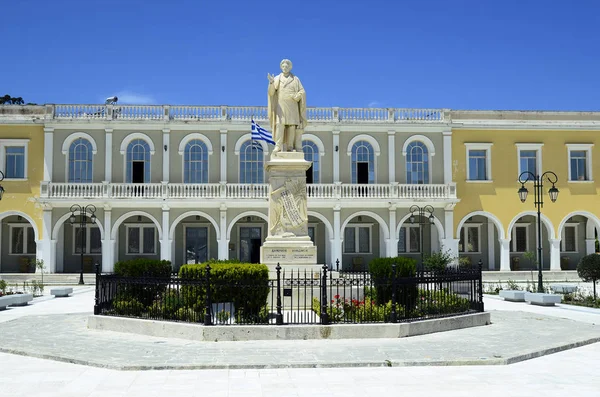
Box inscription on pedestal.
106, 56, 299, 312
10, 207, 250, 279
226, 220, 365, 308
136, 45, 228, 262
261, 246, 317, 264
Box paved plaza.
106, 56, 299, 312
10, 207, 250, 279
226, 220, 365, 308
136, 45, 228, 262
0, 287, 599, 396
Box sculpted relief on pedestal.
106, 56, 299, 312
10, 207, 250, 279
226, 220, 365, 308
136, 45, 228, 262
267, 59, 307, 155
269, 178, 308, 238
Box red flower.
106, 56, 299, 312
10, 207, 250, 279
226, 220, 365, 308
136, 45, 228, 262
334, 294, 340, 299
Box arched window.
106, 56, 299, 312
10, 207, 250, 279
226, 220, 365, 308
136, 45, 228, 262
184, 139, 208, 183
240, 140, 264, 183
302, 140, 320, 184
351, 141, 374, 184
406, 141, 429, 184
68, 138, 93, 183
126, 139, 151, 183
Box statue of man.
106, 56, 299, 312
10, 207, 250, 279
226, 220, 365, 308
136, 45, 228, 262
267, 59, 307, 154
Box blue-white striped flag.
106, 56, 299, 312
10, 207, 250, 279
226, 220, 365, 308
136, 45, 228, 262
251, 120, 275, 145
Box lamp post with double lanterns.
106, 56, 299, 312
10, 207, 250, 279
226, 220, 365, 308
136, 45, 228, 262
409, 205, 435, 276
69, 204, 97, 285
517, 171, 559, 293
0, 170, 5, 200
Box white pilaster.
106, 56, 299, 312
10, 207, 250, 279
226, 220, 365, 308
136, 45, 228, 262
220, 130, 227, 183
443, 209, 454, 246
442, 129, 452, 184
160, 206, 171, 262
162, 129, 170, 182
333, 205, 342, 265
499, 238, 511, 271
218, 205, 228, 259
586, 239, 596, 255
50, 240, 57, 273
101, 208, 113, 272
487, 222, 495, 270
41, 209, 54, 272
43, 127, 54, 181
388, 205, 398, 257
388, 130, 396, 183
441, 239, 460, 264
333, 130, 340, 183
105, 129, 113, 182
550, 238, 561, 271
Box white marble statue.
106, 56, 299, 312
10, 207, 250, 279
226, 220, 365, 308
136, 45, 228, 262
267, 59, 307, 154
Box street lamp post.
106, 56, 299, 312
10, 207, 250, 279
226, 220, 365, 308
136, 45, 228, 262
517, 171, 559, 293
69, 204, 97, 285
0, 170, 5, 200
409, 205, 435, 276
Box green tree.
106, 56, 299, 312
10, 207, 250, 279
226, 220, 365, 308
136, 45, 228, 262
0, 95, 26, 105
577, 254, 600, 299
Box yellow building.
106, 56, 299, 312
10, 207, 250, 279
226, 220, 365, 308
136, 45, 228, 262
452, 111, 600, 272
0, 106, 45, 272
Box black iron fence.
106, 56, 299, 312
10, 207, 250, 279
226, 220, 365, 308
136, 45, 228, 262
94, 263, 483, 325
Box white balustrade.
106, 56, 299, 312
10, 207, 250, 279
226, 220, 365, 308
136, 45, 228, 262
46, 183, 104, 198
338, 108, 389, 122
110, 183, 164, 198
115, 105, 164, 120
168, 183, 221, 198
226, 106, 268, 121
51, 105, 445, 123
40, 182, 456, 200
226, 184, 269, 199
170, 106, 221, 120
54, 105, 106, 119
306, 184, 337, 198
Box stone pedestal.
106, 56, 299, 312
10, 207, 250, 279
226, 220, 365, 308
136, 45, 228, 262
261, 152, 318, 270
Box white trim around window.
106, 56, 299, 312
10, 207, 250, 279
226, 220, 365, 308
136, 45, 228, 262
0, 139, 30, 180
465, 143, 493, 182
511, 223, 529, 253
71, 224, 102, 255
8, 223, 36, 255
561, 223, 579, 253
398, 224, 421, 253
125, 224, 157, 255
459, 223, 482, 254
344, 223, 373, 254
516, 143, 543, 178
566, 143, 594, 182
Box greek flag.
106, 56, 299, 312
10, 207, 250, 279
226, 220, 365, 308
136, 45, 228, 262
251, 120, 275, 145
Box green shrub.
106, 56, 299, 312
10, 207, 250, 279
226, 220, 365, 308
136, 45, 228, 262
0, 279, 8, 294
368, 257, 417, 309
312, 296, 401, 323
113, 259, 172, 306
114, 258, 172, 277
113, 298, 146, 316
577, 254, 600, 299
148, 288, 188, 319
414, 289, 471, 316
423, 250, 455, 273
179, 260, 269, 322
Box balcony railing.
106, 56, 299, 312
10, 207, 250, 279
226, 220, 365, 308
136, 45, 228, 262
40, 182, 457, 201
50, 104, 446, 123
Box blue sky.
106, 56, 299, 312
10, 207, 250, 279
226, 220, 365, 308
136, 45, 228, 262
1, 0, 599, 110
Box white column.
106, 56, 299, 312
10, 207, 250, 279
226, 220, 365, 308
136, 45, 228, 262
105, 129, 113, 182
440, 210, 458, 262
333, 130, 340, 183
487, 222, 495, 270
220, 130, 227, 183
499, 239, 511, 271
442, 129, 452, 184
333, 205, 342, 266
50, 240, 58, 273
388, 205, 398, 257
41, 209, 54, 272
388, 130, 396, 183
586, 239, 596, 255
101, 208, 113, 272
43, 127, 54, 181
218, 205, 228, 259
160, 206, 172, 262
550, 238, 561, 270
162, 129, 170, 182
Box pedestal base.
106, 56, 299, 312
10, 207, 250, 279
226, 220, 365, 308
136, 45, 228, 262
260, 239, 317, 267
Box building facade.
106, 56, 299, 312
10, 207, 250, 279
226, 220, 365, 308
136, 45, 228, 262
0, 104, 598, 273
